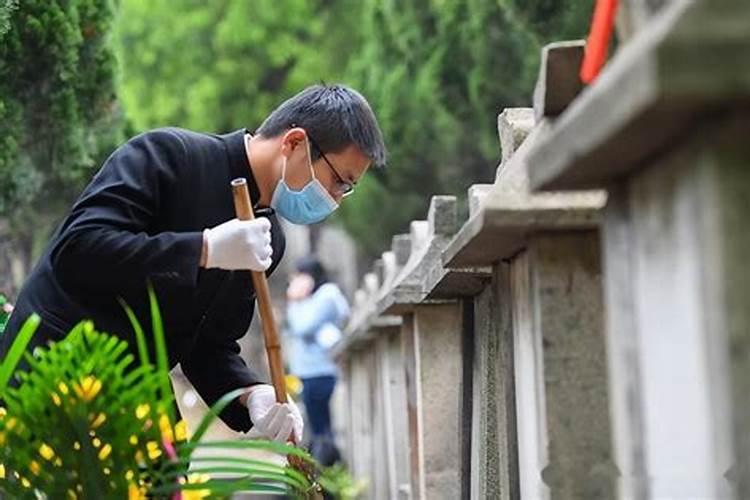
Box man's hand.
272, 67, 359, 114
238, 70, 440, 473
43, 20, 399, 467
202, 218, 272, 271
245, 384, 303, 443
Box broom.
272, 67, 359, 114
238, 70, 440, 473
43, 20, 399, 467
231, 178, 322, 497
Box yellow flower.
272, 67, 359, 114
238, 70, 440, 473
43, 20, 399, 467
73, 441, 81, 450
39, 443, 55, 461
285, 374, 303, 395
92, 437, 102, 448
0, 464, 5, 479
103, 467, 111, 475
91, 412, 106, 428
174, 419, 188, 441
125, 469, 134, 481
0, 407, 6, 418
129, 435, 138, 446
20, 476, 30, 488
54, 458, 62, 467
51, 392, 62, 406
29, 460, 40, 476
128, 483, 147, 500
98, 444, 112, 460
146, 441, 161, 460
158, 413, 174, 442
135, 404, 150, 420
6, 417, 17, 430
183, 473, 211, 499
58, 382, 69, 395
73, 376, 102, 401
0, 432, 5, 446
66, 489, 77, 500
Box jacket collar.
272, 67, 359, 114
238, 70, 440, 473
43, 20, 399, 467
221, 128, 263, 207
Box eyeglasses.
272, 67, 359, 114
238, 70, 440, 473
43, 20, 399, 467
307, 134, 354, 197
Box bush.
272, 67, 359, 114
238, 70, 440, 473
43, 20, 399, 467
0, 290, 358, 498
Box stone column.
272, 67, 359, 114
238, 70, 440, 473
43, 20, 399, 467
528, 3, 750, 497
374, 195, 470, 500
334, 251, 407, 499
407, 302, 464, 499
444, 86, 613, 497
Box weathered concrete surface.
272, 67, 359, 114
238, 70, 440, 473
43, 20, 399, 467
375, 196, 468, 314
510, 232, 615, 500
411, 303, 464, 499
617, 0, 680, 40
533, 41, 586, 122
470, 267, 519, 500
443, 120, 605, 268
499, 108, 535, 164
600, 184, 649, 500
532, 234, 616, 499
600, 113, 750, 498
380, 331, 411, 498
528, 1, 750, 191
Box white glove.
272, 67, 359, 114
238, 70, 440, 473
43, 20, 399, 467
203, 218, 272, 271
246, 384, 303, 443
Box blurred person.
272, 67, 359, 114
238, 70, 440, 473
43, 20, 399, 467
285, 256, 348, 465
0, 84, 386, 443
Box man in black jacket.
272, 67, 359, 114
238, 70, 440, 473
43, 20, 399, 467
0, 84, 386, 442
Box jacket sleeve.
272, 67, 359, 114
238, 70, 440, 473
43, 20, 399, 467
180, 299, 263, 432
286, 284, 350, 340
50, 128, 204, 293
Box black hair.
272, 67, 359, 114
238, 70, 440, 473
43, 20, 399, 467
256, 84, 387, 166
295, 255, 329, 292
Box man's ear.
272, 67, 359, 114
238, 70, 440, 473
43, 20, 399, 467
280, 127, 308, 158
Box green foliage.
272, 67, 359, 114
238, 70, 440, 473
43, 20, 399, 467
0, 0, 123, 217
0, 290, 357, 498
337, 0, 593, 255
0, 0, 17, 38
114, 0, 337, 133
342, 0, 539, 252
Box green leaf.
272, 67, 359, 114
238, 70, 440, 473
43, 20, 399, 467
0, 313, 39, 394
147, 285, 173, 421
118, 297, 151, 367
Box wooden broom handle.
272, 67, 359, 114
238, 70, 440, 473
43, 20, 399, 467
231, 178, 288, 404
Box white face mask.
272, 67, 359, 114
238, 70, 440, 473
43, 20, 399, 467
270, 139, 339, 225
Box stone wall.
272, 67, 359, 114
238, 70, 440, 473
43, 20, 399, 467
332, 2, 750, 498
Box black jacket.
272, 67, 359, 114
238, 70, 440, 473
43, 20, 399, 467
0, 128, 285, 431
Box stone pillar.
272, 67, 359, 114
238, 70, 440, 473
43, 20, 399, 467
407, 302, 464, 499
335, 247, 408, 499
528, 3, 750, 497
341, 193, 488, 499
376, 327, 411, 498
444, 91, 613, 498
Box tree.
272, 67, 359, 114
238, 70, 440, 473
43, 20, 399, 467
337, 0, 541, 254
0, 0, 122, 291
0, 1, 16, 37
115, 0, 340, 133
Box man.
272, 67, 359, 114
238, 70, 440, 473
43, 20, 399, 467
0, 84, 387, 443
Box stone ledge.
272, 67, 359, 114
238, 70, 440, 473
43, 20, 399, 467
533, 40, 585, 122
528, 1, 750, 191
333, 314, 403, 360
423, 265, 492, 300
442, 200, 603, 268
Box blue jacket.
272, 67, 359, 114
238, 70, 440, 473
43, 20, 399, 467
285, 283, 349, 379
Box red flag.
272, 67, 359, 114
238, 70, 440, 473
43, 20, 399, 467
580, 0, 620, 84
